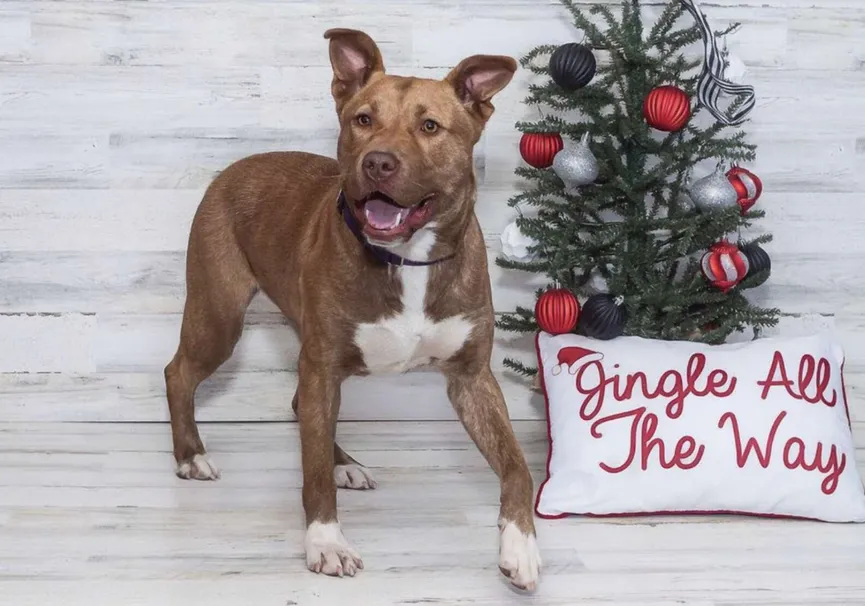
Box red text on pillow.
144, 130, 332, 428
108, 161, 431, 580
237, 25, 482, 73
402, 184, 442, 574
561, 349, 848, 494
719, 411, 846, 495
758, 350, 837, 407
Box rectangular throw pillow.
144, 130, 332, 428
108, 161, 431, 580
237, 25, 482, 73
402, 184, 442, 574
534, 331, 865, 522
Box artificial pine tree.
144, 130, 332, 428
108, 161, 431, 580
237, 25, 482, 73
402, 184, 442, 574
496, 0, 781, 377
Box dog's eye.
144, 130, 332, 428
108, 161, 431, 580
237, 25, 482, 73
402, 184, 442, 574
422, 119, 439, 133
356, 114, 372, 127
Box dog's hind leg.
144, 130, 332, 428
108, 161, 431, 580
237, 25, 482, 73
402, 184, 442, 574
292, 392, 377, 490
164, 205, 258, 481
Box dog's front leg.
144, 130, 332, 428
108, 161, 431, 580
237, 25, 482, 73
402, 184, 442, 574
296, 350, 363, 577
445, 366, 541, 591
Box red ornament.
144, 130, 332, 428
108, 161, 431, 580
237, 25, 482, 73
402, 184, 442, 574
519, 132, 564, 169
643, 85, 691, 132
535, 288, 580, 335
700, 241, 750, 293
726, 166, 763, 214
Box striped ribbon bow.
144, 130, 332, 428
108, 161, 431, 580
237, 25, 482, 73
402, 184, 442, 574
679, 0, 756, 126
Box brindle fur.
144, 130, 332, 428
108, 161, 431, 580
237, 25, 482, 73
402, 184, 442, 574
164, 28, 537, 588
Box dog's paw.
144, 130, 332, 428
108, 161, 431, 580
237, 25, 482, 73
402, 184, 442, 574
335, 464, 377, 490
498, 520, 541, 591
175, 454, 220, 481
305, 522, 363, 577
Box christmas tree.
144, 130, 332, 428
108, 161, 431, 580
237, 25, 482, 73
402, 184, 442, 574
496, 0, 781, 377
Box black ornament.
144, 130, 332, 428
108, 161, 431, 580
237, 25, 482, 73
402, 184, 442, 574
549, 43, 596, 91
577, 294, 626, 340
741, 243, 771, 286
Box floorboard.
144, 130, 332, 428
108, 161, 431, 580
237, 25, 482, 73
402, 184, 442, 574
1, 420, 864, 605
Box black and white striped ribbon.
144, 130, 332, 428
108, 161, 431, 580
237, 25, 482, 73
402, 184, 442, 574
680, 0, 756, 126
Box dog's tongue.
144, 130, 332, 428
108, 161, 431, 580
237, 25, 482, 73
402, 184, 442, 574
365, 198, 406, 231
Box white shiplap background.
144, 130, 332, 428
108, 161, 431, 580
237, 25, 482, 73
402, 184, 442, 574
1, 0, 864, 426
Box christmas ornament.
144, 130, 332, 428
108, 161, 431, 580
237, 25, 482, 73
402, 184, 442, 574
535, 288, 580, 335
741, 242, 771, 287
549, 43, 597, 91
726, 166, 762, 214
586, 268, 608, 294
519, 132, 563, 169
577, 294, 626, 340
551, 132, 598, 188
680, 0, 756, 126
500, 220, 537, 262
688, 167, 739, 212
643, 85, 691, 132
700, 240, 750, 293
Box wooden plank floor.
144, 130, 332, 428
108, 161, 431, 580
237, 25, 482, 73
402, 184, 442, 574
2, 420, 865, 605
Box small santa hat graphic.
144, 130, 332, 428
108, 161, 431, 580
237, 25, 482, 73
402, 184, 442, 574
552, 346, 604, 376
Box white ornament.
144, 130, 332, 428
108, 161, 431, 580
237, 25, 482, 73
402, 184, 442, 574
587, 269, 608, 293
500, 220, 537, 261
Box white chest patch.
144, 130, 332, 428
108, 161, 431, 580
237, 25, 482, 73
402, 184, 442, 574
353, 227, 475, 375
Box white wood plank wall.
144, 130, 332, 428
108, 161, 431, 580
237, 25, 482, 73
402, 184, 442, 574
1, 0, 864, 424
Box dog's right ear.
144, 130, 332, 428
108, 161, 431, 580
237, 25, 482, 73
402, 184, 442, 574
323, 28, 385, 113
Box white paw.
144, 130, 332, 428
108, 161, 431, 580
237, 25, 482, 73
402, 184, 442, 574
498, 520, 541, 591
335, 464, 377, 490
176, 454, 220, 481
305, 522, 363, 577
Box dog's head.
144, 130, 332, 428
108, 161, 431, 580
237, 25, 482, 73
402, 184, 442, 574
324, 28, 516, 248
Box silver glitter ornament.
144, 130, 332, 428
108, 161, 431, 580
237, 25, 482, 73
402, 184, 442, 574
552, 132, 598, 188
688, 167, 739, 212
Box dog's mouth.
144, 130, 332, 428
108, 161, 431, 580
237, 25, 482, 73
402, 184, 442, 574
356, 191, 434, 241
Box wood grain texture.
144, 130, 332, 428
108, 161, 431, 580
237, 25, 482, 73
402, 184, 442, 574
2, 3, 864, 602
1, 364, 863, 424
1, 0, 864, 422
0, 307, 851, 373
0, 421, 864, 604
0, 369, 544, 422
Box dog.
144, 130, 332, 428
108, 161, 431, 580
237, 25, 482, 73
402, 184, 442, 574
163, 28, 541, 590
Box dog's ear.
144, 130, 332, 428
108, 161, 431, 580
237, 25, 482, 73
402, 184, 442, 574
445, 55, 517, 123
323, 28, 385, 113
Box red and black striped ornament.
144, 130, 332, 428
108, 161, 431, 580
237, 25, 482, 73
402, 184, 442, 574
700, 240, 750, 293
519, 132, 564, 169
535, 288, 580, 335
643, 85, 691, 132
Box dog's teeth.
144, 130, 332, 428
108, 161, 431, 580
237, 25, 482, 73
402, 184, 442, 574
364, 201, 411, 231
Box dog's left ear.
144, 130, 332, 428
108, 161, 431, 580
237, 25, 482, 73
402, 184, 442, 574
445, 55, 518, 123
324, 28, 386, 114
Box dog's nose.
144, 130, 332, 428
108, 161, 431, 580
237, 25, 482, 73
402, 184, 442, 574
363, 151, 400, 182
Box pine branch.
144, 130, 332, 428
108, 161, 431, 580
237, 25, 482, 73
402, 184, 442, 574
496, 0, 780, 352
647, 0, 687, 46
560, 0, 613, 49
502, 358, 539, 377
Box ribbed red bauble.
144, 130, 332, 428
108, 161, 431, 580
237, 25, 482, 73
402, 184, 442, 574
726, 166, 763, 214
519, 132, 564, 169
535, 288, 580, 335
643, 85, 691, 132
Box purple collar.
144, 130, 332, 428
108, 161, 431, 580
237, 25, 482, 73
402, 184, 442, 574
337, 191, 455, 267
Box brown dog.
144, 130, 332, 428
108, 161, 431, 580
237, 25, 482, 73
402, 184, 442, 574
163, 28, 541, 590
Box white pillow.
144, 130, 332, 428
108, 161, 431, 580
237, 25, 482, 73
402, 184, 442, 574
534, 331, 865, 522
